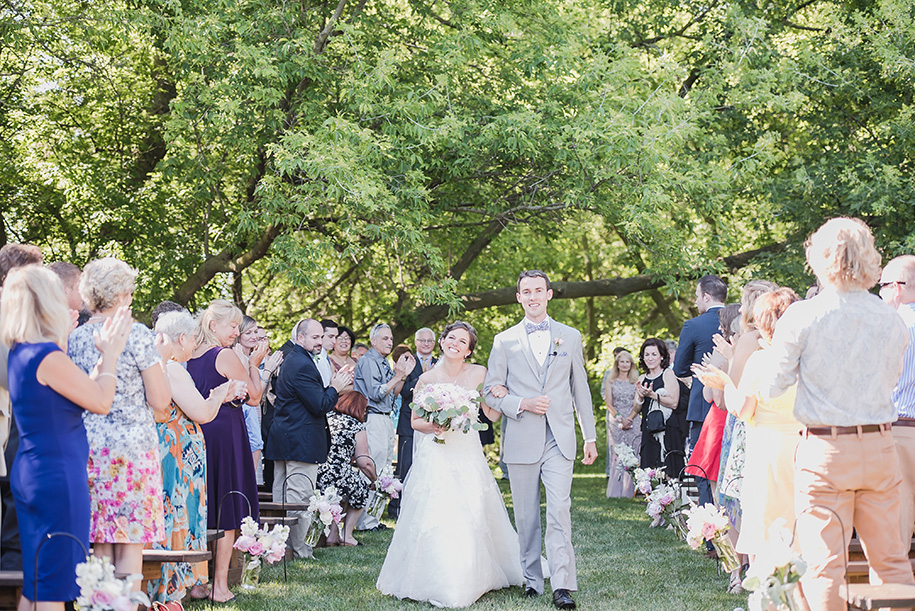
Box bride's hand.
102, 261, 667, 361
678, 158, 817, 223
432, 422, 445, 436
489, 384, 508, 399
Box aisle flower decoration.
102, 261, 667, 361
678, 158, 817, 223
743, 521, 807, 611
233, 516, 290, 589
304, 486, 345, 546
75, 555, 150, 610
366, 467, 405, 519
615, 443, 639, 479
645, 483, 678, 527
685, 502, 740, 572
411, 383, 488, 444
632, 466, 665, 495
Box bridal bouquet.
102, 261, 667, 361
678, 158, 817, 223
75, 555, 150, 610
743, 521, 807, 611
411, 383, 488, 444
645, 483, 677, 527
685, 503, 740, 572
234, 516, 290, 589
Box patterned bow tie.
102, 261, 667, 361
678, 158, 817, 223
525, 320, 550, 334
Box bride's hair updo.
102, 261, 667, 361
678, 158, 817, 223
440, 320, 478, 356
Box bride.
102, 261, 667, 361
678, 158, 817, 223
376, 321, 523, 608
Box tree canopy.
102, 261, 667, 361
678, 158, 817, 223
4, 0, 914, 364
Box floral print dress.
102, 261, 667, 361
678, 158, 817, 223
318, 412, 370, 509
68, 322, 164, 543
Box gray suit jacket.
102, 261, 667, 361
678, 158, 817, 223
484, 319, 596, 464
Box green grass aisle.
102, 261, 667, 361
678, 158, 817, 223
185, 473, 746, 610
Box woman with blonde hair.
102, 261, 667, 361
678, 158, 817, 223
603, 350, 640, 497
4, 265, 131, 611
186, 299, 261, 604
147, 310, 244, 604
233, 315, 268, 474
68, 258, 171, 605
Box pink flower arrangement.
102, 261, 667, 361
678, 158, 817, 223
645, 484, 677, 527
307, 486, 345, 535
684, 503, 730, 550
376, 469, 404, 499
411, 383, 488, 444
233, 516, 290, 589
75, 556, 149, 611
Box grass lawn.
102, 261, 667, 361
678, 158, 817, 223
186, 472, 748, 610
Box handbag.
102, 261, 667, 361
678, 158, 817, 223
644, 399, 666, 434
152, 602, 185, 611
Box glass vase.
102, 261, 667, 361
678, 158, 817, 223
303, 515, 324, 547
711, 531, 740, 573
239, 554, 261, 590
671, 511, 689, 541
366, 490, 389, 520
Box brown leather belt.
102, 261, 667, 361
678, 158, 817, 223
895, 418, 915, 428
805, 423, 892, 436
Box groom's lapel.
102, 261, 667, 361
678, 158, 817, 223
515, 322, 542, 378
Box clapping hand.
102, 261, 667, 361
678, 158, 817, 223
249, 339, 269, 367
93, 306, 133, 358
691, 362, 731, 390
712, 333, 734, 361
393, 353, 415, 378
263, 350, 284, 376
210, 379, 244, 405
154, 333, 174, 362
331, 364, 354, 392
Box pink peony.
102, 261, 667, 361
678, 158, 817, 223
248, 540, 265, 556
91, 590, 115, 607
234, 535, 256, 553
265, 542, 285, 563
700, 522, 718, 540
111, 596, 134, 611
638, 481, 652, 495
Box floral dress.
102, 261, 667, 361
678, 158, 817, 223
68, 322, 164, 543
318, 412, 370, 509
147, 401, 208, 602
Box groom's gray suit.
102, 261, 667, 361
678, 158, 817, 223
484, 317, 596, 594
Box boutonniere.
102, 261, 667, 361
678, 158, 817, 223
554, 337, 564, 347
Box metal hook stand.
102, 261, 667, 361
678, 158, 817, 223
279, 472, 315, 583
214, 490, 253, 606
792, 504, 848, 610
33, 531, 89, 611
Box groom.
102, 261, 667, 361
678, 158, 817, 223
484, 270, 598, 610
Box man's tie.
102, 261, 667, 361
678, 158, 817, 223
525, 320, 550, 334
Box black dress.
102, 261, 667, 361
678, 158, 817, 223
318, 412, 370, 508
638, 371, 686, 478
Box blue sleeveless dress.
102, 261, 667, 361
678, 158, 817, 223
8, 342, 89, 601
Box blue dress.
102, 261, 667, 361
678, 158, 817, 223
8, 342, 89, 601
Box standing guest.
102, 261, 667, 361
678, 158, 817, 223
624, 339, 681, 474
47, 261, 84, 316
604, 350, 640, 498
316, 319, 338, 388
265, 319, 352, 558
673, 275, 726, 507
352, 342, 369, 361
186, 299, 261, 603
353, 324, 415, 531
148, 311, 242, 604
879, 255, 915, 542
68, 258, 171, 601
389, 344, 412, 429
329, 326, 357, 378
391, 327, 436, 518
3, 266, 131, 611
760, 218, 914, 610
0, 243, 44, 573
151, 301, 185, 328
260, 326, 297, 490
234, 315, 269, 472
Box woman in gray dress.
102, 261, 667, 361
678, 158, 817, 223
604, 350, 640, 497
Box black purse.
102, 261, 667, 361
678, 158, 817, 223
644, 401, 666, 434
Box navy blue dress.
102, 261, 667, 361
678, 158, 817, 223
8, 342, 89, 601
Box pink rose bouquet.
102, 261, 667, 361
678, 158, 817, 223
75, 556, 149, 611
233, 516, 290, 589
411, 383, 488, 444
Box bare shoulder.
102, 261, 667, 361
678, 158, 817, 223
464, 363, 487, 386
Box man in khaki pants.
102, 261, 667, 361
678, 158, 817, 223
880, 255, 915, 543
761, 218, 914, 610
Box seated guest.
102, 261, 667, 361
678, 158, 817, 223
3, 265, 130, 611
759, 218, 914, 610
186, 299, 261, 603
148, 310, 242, 604
68, 258, 171, 600
317, 393, 376, 547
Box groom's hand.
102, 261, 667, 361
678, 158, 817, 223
581, 441, 598, 465
520, 395, 550, 415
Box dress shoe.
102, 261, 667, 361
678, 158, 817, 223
523, 587, 539, 598
552, 588, 577, 610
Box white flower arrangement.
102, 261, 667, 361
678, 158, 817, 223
615, 443, 639, 473
307, 486, 345, 535
375, 467, 404, 499
234, 515, 290, 564
684, 502, 730, 550
645, 483, 677, 527
411, 383, 488, 444
75, 555, 150, 610
632, 466, 665, 495
743, 520, 807, 611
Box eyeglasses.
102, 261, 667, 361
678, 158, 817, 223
879, 281, 906, 289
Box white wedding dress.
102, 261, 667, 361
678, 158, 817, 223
376, 384, 523, 608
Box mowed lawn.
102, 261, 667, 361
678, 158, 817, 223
185, 470, 747, 610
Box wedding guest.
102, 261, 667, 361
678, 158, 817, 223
352, 342, 369, 361
187, 299, 261, 603
329, 326, 357, 381
389, 344, 412, 429
759, 218, 914, 610
317, 392, 376, 547
68, 258, 170, 601
673, 275, 726, 507
316, 318, 338, 387
260, 325, 297, 490
623, 339, 680, 474
353, 324, 414, 531
604, 350, 640, 497
234, 315, 268, 472
0, 243, 43, 573
3, 266, 131, 611
47, 261, 83, 312
265, 319, 352, 558
151, 300, 185, 327
148, 311, 241, 604
879, 255, 915, 542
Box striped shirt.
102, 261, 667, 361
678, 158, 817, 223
894, 303, 915, 418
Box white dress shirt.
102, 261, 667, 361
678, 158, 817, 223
525, 316, 551, 366
315, 348, 332, 388
894, 303, 915, 418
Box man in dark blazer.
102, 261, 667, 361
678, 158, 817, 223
265, 318, 352, 559
673, 275, 726, 508
389, 327, 437, 518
